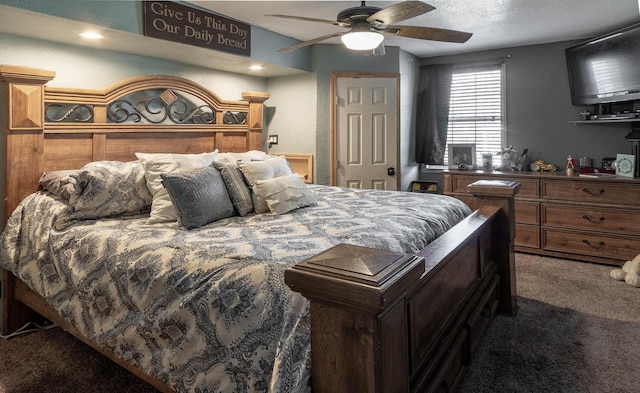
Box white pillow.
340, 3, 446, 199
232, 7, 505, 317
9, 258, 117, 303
238, 156, 292, 186
217, 150, 271, 164
238, 156, 293, 213
245, 150, 272, 160
135, 151, 218, 223
253, 174, 316, 215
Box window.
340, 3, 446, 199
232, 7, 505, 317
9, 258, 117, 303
445, 65, 505, 168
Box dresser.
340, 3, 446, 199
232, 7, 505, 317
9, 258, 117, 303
443, 170, 640, 266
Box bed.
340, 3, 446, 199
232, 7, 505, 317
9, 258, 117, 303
0, 64, 520, 393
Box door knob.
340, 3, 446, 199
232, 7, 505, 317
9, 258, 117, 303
387, 167, 396, 176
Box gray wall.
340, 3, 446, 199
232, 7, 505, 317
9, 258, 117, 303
0, 0, 312, 73
311, 44, 421, 187
0, 33, 267, 94
399, 51, 421, 191
264, 72, 318, 175
421, 40, 633, 170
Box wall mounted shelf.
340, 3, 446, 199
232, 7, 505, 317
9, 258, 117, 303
570, 118, 640, 125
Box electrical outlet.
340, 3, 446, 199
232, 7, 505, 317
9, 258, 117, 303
268, 135, 278, 145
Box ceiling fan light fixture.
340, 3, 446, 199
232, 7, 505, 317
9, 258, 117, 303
270, 1, 472, 53
341, 27, 384, 51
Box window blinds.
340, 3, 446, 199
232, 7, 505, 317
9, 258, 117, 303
445, 66, 504, 167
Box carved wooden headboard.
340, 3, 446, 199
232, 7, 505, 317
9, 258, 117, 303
0, 64, 269, 223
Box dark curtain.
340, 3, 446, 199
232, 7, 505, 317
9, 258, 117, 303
415, 63, 454, 165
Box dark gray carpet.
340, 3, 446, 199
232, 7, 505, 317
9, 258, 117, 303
0, 325, 158, 393
459, 253, 640, 393
1, 253, 638, 392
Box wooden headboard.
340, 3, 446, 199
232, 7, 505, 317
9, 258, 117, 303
1, 64, 270, 224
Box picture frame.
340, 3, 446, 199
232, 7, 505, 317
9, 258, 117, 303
615, 153, 635, 178
448, 143, 476, 170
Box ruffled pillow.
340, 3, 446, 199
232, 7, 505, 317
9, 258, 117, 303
253, 174, 316, 215
238, 156, 292, 186
238, 156, 293, 213
136, 151, 218, 223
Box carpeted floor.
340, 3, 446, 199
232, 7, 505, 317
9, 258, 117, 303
0, 253, 638, 392
459, 253, 640, 393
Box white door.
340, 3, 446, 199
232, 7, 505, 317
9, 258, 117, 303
335, 76, 399, 190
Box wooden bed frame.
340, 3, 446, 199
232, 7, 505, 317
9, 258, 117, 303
1, 64, 520, 393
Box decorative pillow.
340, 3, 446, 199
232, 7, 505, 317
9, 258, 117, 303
217, 150, 271, 164
160, 165, 235, 229
238, 156, 292, 186
245, 150, 272, 160
212, 161, 254, 216
135, 151, 218, 223
54, 161, 152, 229
39, 169, 79, 200
238, 156, 293, 213
253, 174, 317, 215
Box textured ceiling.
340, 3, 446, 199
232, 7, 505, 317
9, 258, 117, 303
196, 0, 640, 57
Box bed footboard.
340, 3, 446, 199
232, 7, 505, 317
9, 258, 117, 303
285, 180, 520, 393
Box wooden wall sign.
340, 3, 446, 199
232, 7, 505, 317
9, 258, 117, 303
143, 1, 251, 56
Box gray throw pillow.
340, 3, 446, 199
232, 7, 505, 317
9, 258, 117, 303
160, 165, 235, 229
213, 161, 254, 216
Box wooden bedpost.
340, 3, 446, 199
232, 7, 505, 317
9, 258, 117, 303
1, 65, 55, 335
242, 91, 270, 151
468, 180, 520, 316
285, 244, 421, 393
0, 65, 55, 225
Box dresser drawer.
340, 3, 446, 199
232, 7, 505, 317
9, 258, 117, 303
542, 228, 640, 260
451, 175, 539, 198
450, 197, 538, 227
515, 224, 540, 248
516, 201, 539, 225
542, 204, 640, 233
541, 180, 640, 205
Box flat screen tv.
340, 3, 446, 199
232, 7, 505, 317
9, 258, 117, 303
566, 23, 640, 106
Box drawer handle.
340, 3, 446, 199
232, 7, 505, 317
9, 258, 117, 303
581, 188, 605, 197
582, 239, 605, 249
582, 215, 605, 224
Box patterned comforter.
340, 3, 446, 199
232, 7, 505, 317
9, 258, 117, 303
0, 185, 471, 392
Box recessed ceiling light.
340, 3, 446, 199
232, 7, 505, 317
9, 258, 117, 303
249, 65, 263, 71
79, 32, 104, 40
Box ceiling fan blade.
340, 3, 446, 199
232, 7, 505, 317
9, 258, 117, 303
277, 32, 345, 52
367, 1, 435, 25
267, 14, 351, 28
384, 25, 472, 43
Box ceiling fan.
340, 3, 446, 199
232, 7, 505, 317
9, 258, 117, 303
268, 1, 473, 53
